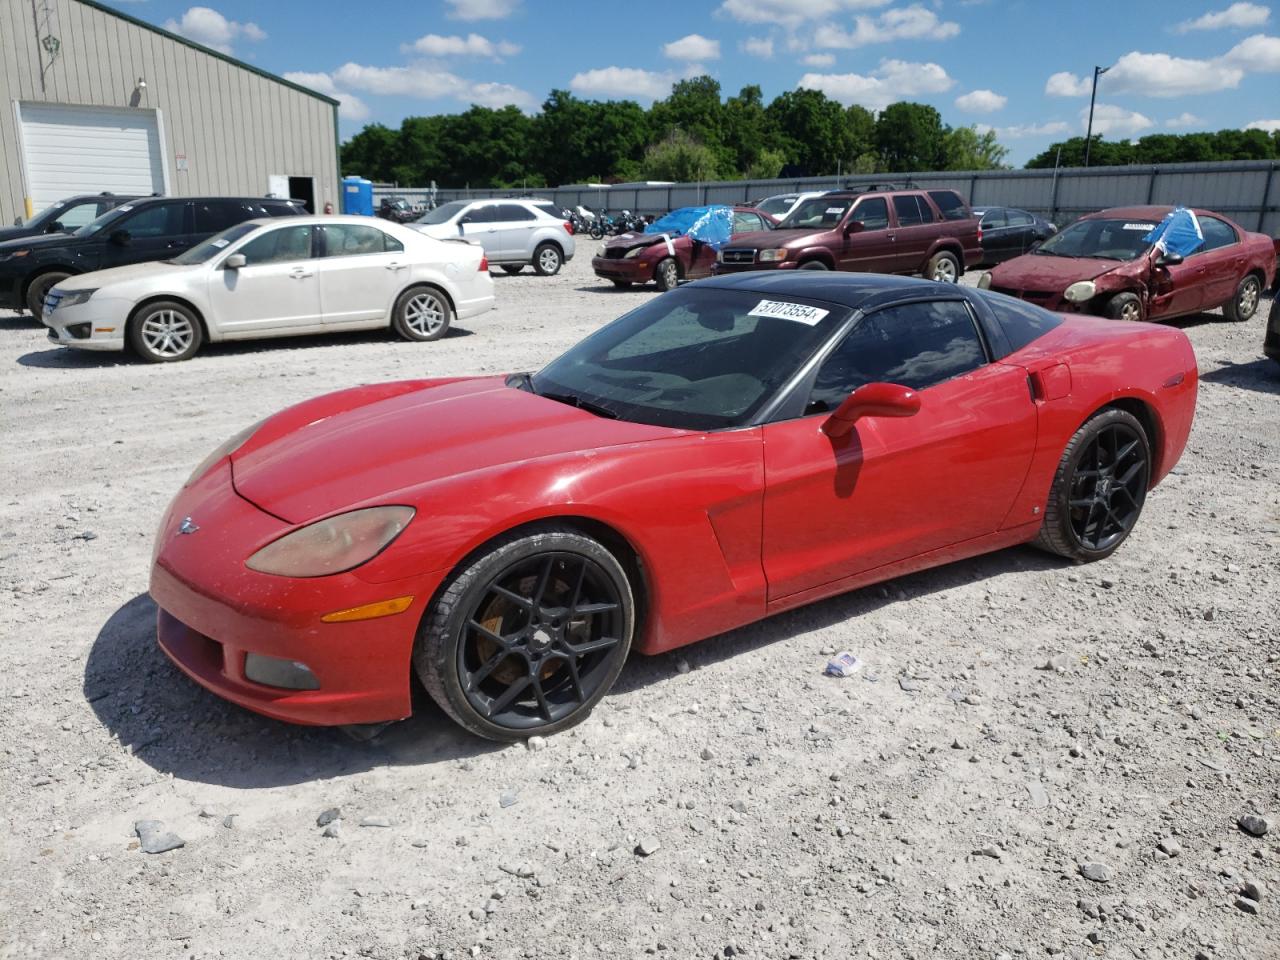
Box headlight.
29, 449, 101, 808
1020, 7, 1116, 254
758, 249, 788, 262
1064, 280, 1097, 303
185, 419, 264, 487
597, 246, 606, 257
624, 245, 649, 259
977, 272, 992, 290
245, 506, 415, 578
57, 288, 96, 308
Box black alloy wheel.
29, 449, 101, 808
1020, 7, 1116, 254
416, 527, 634, 740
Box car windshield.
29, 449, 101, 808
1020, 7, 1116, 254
778, 196, 851, 230
416, 200, 469, 225
169, 222, 260, 265
530, 287, 846, 430
1035, 217, 1157, 261
756, 196, 797, 217
74, 203, 138, 238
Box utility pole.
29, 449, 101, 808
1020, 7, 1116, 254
1083, 65, 1110, 168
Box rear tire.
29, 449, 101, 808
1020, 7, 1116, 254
926, 251, 959, 283
1222, 274, 1261, 323
393, 286, 451, 342
128, 301, 203, 363
533, 243, 562, 276
1034, 408, 1150, 563
26, 271, 71, 317
1104, 292, 1144, 322
655, 257, 680, 291
414, 526, 635, 741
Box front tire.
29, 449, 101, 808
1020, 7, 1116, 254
393, 286, 452, 342
128, 301, 203, 362
798, 260, 829, 271
533, 243, 563, 276
1222, 274, 1261, 323
655, 257, 680, 291
415, 526, 635, 741
500, 265, 523, 275
26, 271, 71, 316
1104, 292, 1144, 322
1034, 408, 1151, 562
927, 251, 959, 283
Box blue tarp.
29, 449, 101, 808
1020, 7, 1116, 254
1143, 207, 1204, 258
644, 205, 734, 250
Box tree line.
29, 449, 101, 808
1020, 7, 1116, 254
340, 76, 1008, 188
1026, 129, 1280, 168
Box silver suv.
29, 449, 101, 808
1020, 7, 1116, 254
411, 199, 575, 276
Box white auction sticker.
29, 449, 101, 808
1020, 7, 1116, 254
748, 299, 829, 325
825, 207, 845, 215
1123, 223, 1156, 231
211, 238, 230, 248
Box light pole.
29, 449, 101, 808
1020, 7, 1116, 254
1083, 65, 1110, 168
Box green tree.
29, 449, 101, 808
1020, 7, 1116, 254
875, 102, 946, 172
723, 85, 778, 177
941, 125, 1009, 170
340, 123, 399, 181
649, 76, 730, 175
640, 129, 720, 182
766, 88, 853, 175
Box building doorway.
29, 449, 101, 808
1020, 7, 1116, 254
288, 176, 315, 213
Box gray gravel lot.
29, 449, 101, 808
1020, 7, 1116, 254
1, 255, 1278, 960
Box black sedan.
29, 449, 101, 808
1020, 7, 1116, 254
975, 206, 1057, 265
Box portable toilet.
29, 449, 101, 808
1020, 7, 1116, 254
341, 176, 373, 216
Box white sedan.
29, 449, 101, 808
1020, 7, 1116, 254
41, 216, 495, 362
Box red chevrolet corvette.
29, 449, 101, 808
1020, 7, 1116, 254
151, 273, 1198, 741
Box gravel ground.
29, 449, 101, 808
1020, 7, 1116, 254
1, 254, 1278, 960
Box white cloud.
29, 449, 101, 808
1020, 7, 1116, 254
1165, 111, 1205, 127
402, 33, 520, 58
283, 71, 370, 121
954, 89, 1006, 113
1221, 32, 1280, 69
802, 52, 836, 66
1176, 2, 1270, 32
570, 66, 678, 101
799, 58, 954, 110
814, 4, 960, 48
444, 0, 520, 20
332, 62, 535, 109
162, 6, 265, 54
741, 37, 775, 58
1246, 117, 1280, 130
1082, 103, 1155, 136
717, 0, 890, 27
975, 121, 1071, 139
1103, 50, 1244, 96
1045, 71, 1093, 96
663, 33, 721, 61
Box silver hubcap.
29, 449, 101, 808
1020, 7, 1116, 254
1239, 281, 1258, 316
661, 262, 678, 286
1121, 302, 1140, 321
933, 258, 957, 282
405, 294, 445, 335
539, 248, 559, 272
140, 310, 194, 357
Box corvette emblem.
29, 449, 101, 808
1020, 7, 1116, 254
178, 517, 200, 535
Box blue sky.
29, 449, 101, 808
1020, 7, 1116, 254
125, 0, 1280, 166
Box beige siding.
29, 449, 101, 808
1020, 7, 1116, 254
0, 0, 338, 223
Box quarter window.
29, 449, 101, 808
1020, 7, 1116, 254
322, 224, 395, 256
496, 203, 537, 222
808, 300, 987, 412
928, 190, 969, 222
850, 197, 889, 230
237, 225, 314, 265
1197, 216, 1236, 252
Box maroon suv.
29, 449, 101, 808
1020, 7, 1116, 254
713, 188, 982, 282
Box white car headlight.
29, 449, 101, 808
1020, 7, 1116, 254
246, 506, 415, 578
185, 419, 264, 487
597, 246, 606, 257
56, 288, 97, 308
1064, 280, 1097, 303
758, 249, 788, 262
977, 272, 992, 290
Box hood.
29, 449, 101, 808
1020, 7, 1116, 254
0, 226, 40, 243
231, 376, 684, 523
603, 232, 673, 253
56, 260, 189, 291
726, 228, 826, 250
0, 231, 83, 253
411, 222, 458, 240
990, 253, 1133, 289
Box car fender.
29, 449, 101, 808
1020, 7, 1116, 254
921, 238, 965, 270
395, 268, 459, 316
794, 247, 835, 268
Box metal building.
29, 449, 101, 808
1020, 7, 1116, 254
0, 0, 339, 226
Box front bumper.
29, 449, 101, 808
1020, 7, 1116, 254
712, 260, 795, 275
591, 255, 655, 283
43, 297, 128, 351
149, 462, 441, 726
989, 284, 1071, 313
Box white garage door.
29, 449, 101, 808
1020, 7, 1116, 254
18, 103, 167, 210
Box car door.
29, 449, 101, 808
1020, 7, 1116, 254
458, 203, 501, 257
495, 203, 538, 261
1004, 209, 1038, 257
314, 222, 404, 324
761, 298, 1037, 600
1195, 215, 1246, 309
98, 201, 192, 267
888, 195, 934, 272
836, 196, 897, 273
206, 223, 322, 334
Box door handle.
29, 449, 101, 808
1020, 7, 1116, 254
385, 261, 407, 271
887, 233, 896, 241
289, 268, 314, 279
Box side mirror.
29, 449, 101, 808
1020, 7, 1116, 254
12, 217, 21, 227
1158, 251, 1183, 266
844, 220, 865, 234
224, 253, 247, 269
46, 221, 63, 234
821, 382, 920, 439
109, 229, 131, 246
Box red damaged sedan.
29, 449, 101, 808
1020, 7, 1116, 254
591, 206, 776, 291
980, 205, 1275, 323
151, 273, 1197, 741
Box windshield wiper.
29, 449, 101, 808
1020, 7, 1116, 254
540, 391, 620, 419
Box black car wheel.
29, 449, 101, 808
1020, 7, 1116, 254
25, 271, 71, 316
415, 526, 635, 741
500, 265, 523, 275
1222, 274, 1261, 323
1035, 408, 1150, 562
1104, 292, 1144, 322
798, 260, 829, 270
